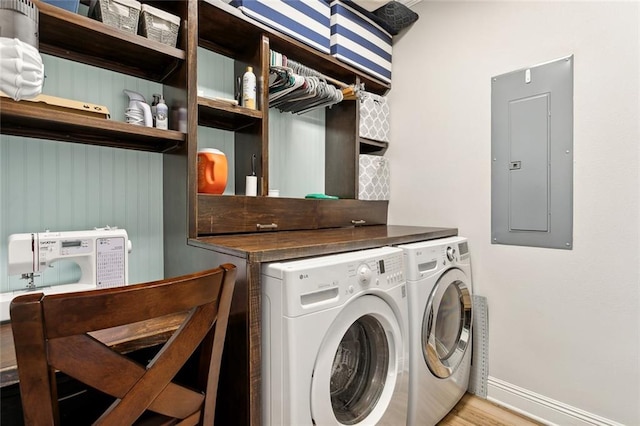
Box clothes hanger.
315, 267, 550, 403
268, 53, 352, 114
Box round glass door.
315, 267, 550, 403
331, 315, 389, 424
311, 295, 402, 425
422, 268, 472, 378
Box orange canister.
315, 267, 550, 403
197, 149, 228, 194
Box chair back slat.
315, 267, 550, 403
42, 271, 224, 338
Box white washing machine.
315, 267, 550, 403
397, 237, 473, 426
261, 246, 409, 426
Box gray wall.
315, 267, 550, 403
388, 1, 639, 424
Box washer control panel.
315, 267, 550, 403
262, 246, 405, 316
352, 251, 404, 289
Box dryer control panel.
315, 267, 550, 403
398, 236, 470, 281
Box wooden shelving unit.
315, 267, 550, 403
1, 0, 188, 153
194, 0, 389, 235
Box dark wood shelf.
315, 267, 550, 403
35, 0, 185, 82
197, 97, 262, 131
198, 0, 390, 95
1, 98, 185, 152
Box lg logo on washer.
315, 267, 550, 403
299, 274, 308, 280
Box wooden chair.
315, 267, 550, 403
10, 264, 237, 426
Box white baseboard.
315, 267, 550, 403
487, 376, 624, 426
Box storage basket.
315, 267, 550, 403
359, 91, 390, 142
330, 0, 392, 83
231, 0, 331, 54
139, 4, 180, 47
89, 0, 140, 34
359, 154, 390, 200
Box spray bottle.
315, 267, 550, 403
123, 89, 153, 127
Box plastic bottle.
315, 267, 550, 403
155, 94, 168, 130
151, 94, 160, 127
242, 66, 256, 110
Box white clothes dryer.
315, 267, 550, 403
261, 246, 409, 426
397, 237, 473, 426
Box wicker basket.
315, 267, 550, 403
89, 0, 140, 34
139, 4, 180, 47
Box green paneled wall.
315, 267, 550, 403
0, 55, 164, 292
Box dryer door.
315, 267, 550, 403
423, 268, 472, 378
310, 295, 402, 426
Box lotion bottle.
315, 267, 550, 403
155, 94, 168, 130
242, 66, 256, 110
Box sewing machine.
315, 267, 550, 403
1, 227, 132, 322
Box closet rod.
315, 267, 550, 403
283, 59, 351, 89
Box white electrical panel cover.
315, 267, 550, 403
491, 55, 573, 249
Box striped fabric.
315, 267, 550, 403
330, 0, 392, 83
232, 0, 331, 53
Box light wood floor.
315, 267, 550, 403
438, 393, 544, 426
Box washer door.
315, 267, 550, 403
311, 295, 402, 425
422, 268, 472, 378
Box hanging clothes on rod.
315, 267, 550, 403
269, 66, 343, 114
268, 51, 359, 114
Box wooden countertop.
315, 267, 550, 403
191, 225, 458, 262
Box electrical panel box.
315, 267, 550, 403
491, 56, 573, 249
